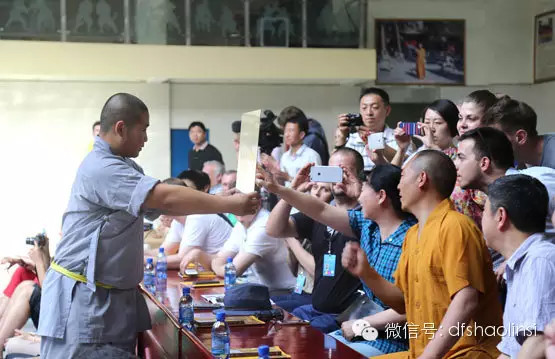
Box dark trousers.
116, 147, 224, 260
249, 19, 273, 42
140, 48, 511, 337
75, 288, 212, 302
271, 291, 312, 313
292, 304, 339, 333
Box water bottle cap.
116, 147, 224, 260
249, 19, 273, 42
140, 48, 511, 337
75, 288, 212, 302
258, 345, 269, 356
182, 287, 190, 295
216, 311, 225, 321
158, 247, 164, 253
226, 257, 233, 263
146, 258, 153, 263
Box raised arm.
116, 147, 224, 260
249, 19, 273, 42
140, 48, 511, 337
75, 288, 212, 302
143, 183, 259, 217
266, 198, 299, 238
258, 163, 355, 238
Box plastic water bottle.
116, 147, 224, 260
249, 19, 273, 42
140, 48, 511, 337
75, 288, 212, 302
211, 312, 230, 358
155, 248, 167, 300
143, 258, 156, 294
179, 287, 195, 331
257, 345, 269, 359
224, 257, 236, 290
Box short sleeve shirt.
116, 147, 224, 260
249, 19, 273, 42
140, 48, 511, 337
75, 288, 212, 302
280, 144, 322, 186
223, 210, 296, 291
180, 214, 232, 254
38, 137, 160, 342
394, 200, 503, 358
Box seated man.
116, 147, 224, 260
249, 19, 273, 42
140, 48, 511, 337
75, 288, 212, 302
144, 178, 188, 258
265, 148, 364, 334
202, 160, 225, 194
270, 180, 332, 313
342, 150, 503, 358
259, 157, 413, 356
455, 127, 555, 269
147, 176, 233, 271
211, 202, 296, 296
482, 175, 555, 358
221, 170, 237, 193
0, 237, 50, 357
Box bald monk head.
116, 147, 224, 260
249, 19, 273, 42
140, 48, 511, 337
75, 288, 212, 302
99, 93, 149, 158
397, 149, 457, 212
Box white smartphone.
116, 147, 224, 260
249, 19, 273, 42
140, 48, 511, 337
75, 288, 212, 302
368, 132, 385, 150
310, 166, 343, 183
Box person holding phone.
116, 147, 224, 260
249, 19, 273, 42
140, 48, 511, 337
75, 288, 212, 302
388, 99, 487, 230
258, 152, 415, 356
265, 148, 364, 334
336, 87, 410, 171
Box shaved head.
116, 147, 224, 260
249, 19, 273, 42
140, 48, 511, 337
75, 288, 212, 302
410, 150, 457, 199
100, 93, 148, 133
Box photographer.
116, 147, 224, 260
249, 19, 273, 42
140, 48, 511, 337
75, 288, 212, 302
336, 87, 411, 171
0, 235, 51, 358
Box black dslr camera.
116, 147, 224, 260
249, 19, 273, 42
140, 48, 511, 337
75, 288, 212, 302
25, 233, 48, 247
346, 113, 363, 133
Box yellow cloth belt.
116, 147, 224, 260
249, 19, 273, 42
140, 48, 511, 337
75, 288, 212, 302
50, 261, 114, 289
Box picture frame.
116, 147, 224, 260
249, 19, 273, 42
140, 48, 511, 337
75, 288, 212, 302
375, 19, 465, 85
534, 10, 555, 83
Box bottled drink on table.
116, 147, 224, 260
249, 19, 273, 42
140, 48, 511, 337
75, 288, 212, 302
258, 345, 270, 359
179, 287, 195, 331
155, 247, 167, 300
143, 257, 156, 294
211, 312, 230, 359
224, 257, 236, 290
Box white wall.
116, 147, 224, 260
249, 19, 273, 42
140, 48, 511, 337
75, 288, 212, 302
170, 83, 361, 169
0, 82, 170, 286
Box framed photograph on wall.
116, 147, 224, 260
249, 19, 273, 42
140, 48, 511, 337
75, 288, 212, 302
375, 19, 465, 85
534, 10, 555, 83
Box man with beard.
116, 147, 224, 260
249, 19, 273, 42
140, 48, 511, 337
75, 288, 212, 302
265, 148, 363, 333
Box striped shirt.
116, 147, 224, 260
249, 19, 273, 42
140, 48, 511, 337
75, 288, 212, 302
498, 233, 555, 358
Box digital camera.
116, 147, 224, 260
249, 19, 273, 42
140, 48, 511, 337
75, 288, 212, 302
346, 113, 363, 133
25, 233, 48, 247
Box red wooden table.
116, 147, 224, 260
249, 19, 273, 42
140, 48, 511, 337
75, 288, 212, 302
138, 270, 367, 359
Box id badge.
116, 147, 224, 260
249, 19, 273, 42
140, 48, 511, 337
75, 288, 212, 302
323, 254, 336, 277
294, 273, 306, 294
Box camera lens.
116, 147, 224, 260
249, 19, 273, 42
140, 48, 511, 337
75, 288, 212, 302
318, 172, 321, 176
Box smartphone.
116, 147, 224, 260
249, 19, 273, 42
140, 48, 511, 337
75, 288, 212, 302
310, 166, 343, 183
399, 122, 422, 136
184, 269, 199, 276
368, 132, 385, 150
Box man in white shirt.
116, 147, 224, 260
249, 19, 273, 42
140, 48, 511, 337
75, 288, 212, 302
335, 87, 406, 171
144, 177, 234, 271
279, 112, 321, 186
203, 160, 225, 194
211, 206, 296, 295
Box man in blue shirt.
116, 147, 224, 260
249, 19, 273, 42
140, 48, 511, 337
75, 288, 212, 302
258, 161, 414, 357
37, 93, 259, 358
482, 175, 555, 358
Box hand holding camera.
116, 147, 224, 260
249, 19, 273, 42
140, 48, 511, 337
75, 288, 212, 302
27, 233, 50, 269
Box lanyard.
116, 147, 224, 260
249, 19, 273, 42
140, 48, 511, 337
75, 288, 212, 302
326, 227, 339, 254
